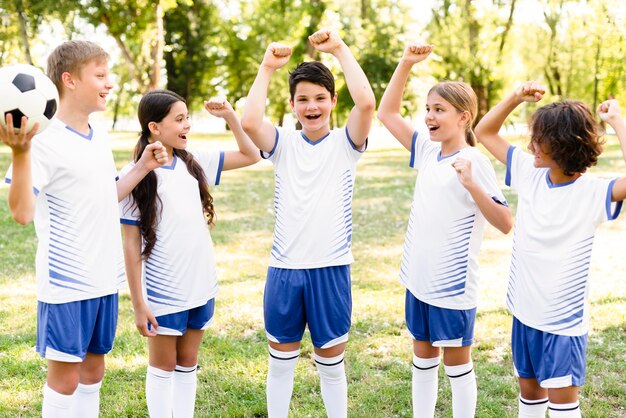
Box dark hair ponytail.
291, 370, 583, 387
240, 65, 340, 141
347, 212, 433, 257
132, 90, 215, 259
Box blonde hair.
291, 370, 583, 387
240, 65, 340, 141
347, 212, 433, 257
428, 81, 478, 146
46, 40, 110, 97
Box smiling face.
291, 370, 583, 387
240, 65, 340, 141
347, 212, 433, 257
528, 138, 557, 169
424, 91, 468, 144
72, 58, 113, 113
290, 81, 337, 139
149, 100, 191, 153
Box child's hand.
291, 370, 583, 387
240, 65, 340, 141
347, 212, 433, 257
452, 157, 474, 188
139, 140, 168, 170
515, 81, 545, 103
261, 43, 292, 70
309, 29, 344, 55
134, 303, 158, 337
0, 114, 38, 155
204, 99, 235, 119
402, 43, 434, 64
598, 99, 622, 124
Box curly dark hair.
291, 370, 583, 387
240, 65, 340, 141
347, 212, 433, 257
132, 90, 215, 258
529, 100, 604, 176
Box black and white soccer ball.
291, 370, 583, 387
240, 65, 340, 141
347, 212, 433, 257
0, 64, 59, 134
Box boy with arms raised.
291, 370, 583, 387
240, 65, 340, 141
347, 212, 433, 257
475, 82, 626, 417
0, 40, 166, 417
241, 29, 376, 417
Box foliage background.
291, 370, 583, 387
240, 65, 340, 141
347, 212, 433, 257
1, 0, 625, 126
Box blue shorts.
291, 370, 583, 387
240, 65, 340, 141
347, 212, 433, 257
151, 299, 215, 336
37, 293, 118, 362
405, 290, 476, 347
264, 265, 351, 349
512, 317, 587, 388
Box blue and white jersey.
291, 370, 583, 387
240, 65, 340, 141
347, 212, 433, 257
400, 129, 507, 310
505, 146, 622, 336
262, 127, 365, 269
4, 118, 125, 304
119, 150, 224, 317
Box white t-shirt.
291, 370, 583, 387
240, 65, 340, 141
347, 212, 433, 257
400, 129, 507, 310
119, 150, 224, 317
505, 146, 622, 336
5, 119, 125, 304
262, 127, 365, 269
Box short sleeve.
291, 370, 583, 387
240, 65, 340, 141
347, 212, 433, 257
4, 141, 54, 196
409, 125, 439, 170
118, 163, 141, 226
192, 150, 224, 186
261, 127, 282, 162
505, 145, 535, 191
472, 152, 507, 205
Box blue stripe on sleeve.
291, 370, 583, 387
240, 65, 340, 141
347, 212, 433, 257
345, 127, 367, 152
606, 178, 623, 220
505, 146, 516, 187
409, 131, 418, 168
261, 128, 279, 159
215, 151, 225, 185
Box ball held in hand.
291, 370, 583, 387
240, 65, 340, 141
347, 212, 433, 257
0, 64, 60, 134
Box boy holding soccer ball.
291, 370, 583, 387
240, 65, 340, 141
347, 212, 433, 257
0, 40, 167, 417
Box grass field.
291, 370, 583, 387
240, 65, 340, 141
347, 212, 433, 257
1, 129, 626, 417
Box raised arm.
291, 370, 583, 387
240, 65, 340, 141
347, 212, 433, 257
309, 29, 376, 147
204, 99, 261, 170
241, 43, 292, 153
598, 99, 626, 202
1, 115, 37, 224
116, 141, 168, 202
377, 44, 433, 151
475, 81, 545, 164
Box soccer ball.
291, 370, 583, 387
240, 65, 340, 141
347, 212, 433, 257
0, 64, 59, 134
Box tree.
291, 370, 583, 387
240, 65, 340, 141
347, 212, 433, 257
0, 0, 75, 67
78, 0, 164, 93
163, 0, 221, 109
427, 0, 518, 119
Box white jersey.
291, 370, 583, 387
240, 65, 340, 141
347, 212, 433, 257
4, 119, 125, 304
505, 146, 621, 336
400, 129, 507, 310
263, 127, 365, 269
119, 150, 224, 317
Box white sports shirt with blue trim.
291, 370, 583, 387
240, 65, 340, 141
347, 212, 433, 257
119, 150, 224, 317
400, 129, 507, 310
4, 119, 125, 304
262, 127, 365, 269
505, 146, 622, 336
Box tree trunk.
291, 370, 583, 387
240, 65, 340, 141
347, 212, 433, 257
93, 0, 150, 93
15, 0, 33, 65
592, 36, 601, 111
150, 1, 164, 91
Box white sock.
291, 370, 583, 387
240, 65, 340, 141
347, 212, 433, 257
70, 381, 102, 418
412, 355, 440, 418
267, 347, 300, 418
548, 401, 581, 417
314, 353, 347, 418
146, 365, 174, 418
519, 396, 548, 417
173, 364, 198, 418
42, 383, 74, 418
445, 362, 477, 418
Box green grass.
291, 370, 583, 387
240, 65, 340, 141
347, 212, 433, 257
1, 131, 626, 417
